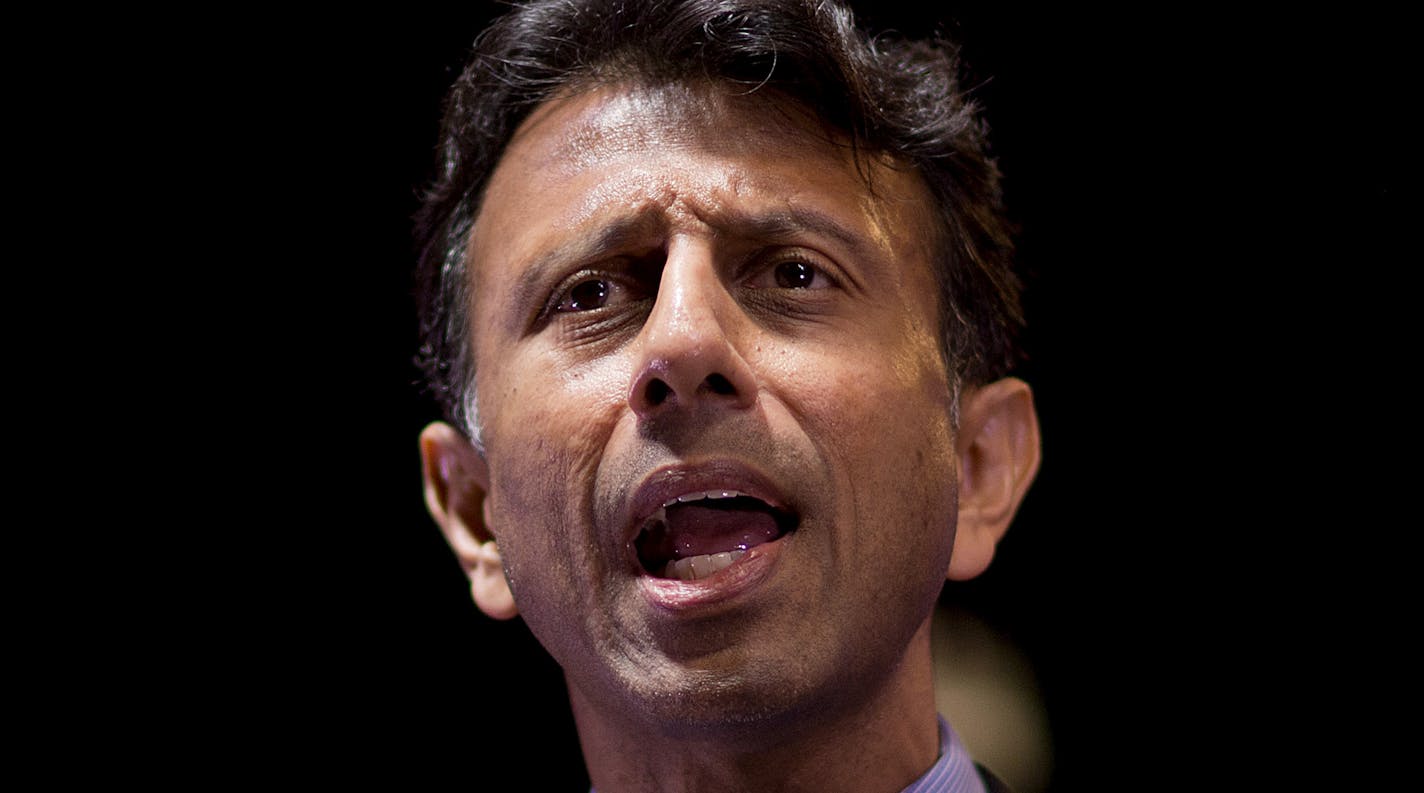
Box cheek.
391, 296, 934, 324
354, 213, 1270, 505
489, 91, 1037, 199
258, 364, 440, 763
478, 349, 630, 599
773, 325, 956, 471
771, 333, 959, 560
834, 380, 958, 531
481, 344, 630, 480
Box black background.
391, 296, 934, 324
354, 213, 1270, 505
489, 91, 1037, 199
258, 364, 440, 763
65, 3, 1399, 790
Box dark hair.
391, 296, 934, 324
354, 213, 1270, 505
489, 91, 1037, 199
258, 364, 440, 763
415, 0, 1022, 435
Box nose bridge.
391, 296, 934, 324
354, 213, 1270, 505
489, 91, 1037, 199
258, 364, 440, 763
628, 236, 755, 417
647, 237, 727, 350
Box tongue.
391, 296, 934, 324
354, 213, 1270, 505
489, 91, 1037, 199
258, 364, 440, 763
665, 503, 781, 558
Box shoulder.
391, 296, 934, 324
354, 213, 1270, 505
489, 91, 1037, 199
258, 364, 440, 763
975, 764, 1014, 793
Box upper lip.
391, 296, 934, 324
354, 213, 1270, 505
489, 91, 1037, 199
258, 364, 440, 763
621, 460, 792, 549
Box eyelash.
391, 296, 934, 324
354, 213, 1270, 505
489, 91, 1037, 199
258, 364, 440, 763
748, 254, 835, 291
550, 271, 644, 315
547, 251, 839, 318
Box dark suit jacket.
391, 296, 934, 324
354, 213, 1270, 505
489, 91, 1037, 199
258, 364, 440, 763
976, 764, 1014, 793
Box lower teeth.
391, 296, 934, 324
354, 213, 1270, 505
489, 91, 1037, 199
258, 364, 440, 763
663, 549, 747, 580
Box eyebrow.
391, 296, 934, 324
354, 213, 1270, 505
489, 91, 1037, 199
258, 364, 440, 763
720, 207, 875, 293
498, 204, 876, 324
502, 214, 664, 327
724, 207, 869, 255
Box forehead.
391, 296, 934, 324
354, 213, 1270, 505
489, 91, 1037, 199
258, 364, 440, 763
512, 81, 835, 176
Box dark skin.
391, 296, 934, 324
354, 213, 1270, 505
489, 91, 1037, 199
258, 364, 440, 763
420, 82, 1040, 793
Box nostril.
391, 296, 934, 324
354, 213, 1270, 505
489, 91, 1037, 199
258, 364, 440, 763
703, 373, 735, 396
645, 379, 672, 406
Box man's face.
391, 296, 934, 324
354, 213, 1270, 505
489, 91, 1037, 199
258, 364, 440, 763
464, 82, 961, 735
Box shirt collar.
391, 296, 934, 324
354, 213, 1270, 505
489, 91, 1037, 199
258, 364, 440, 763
588, 715, 991, 793
898, 715, 989, 793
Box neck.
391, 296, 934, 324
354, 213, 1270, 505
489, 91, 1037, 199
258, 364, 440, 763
571, 619, 941, 793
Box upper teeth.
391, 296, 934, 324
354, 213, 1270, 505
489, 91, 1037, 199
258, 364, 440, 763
645, 490, 747, 527
662, 489, 745, 508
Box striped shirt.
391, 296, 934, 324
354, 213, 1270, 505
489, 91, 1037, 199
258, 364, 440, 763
902, 715, 990, 793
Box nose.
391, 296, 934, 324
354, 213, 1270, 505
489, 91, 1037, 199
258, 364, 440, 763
628, 240, 757, 419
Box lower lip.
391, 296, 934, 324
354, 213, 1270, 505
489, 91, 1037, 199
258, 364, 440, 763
637, 536, 786, 611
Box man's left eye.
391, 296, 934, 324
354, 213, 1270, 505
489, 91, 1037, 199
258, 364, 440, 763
773, 260, 816, 289
756, 258, 830, 290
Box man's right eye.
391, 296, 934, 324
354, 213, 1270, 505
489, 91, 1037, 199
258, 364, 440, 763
557, 277, 612, 312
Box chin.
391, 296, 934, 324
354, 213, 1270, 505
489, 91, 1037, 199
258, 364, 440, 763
632, 678, 824, 744
584, 641, 890, 747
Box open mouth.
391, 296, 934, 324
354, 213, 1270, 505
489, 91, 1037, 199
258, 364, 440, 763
635, 490, 797, 581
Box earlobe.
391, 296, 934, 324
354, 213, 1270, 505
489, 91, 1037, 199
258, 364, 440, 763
947, 377, 1042, 581
419, 422, 519, 620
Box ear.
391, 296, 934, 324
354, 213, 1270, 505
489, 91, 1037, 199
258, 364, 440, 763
947, 377, 1042, 581
419, 421, 518, 620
